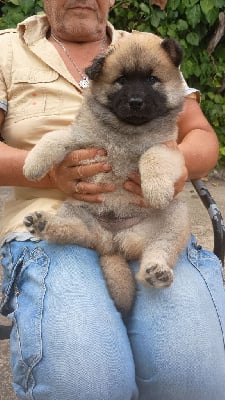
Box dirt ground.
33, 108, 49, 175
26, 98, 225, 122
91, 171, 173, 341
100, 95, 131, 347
0, 177, 225, 399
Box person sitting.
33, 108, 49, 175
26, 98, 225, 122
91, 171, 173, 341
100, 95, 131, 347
0, 1, 224, 399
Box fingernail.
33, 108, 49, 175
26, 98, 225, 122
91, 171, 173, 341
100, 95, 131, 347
129, 172, 138, 179
97, 149, 106, 156
103, 163, 111, 172
124, 181, 132, 189
97, 195, 104, 202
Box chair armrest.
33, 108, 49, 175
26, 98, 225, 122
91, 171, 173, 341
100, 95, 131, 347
191, 178, 225, 266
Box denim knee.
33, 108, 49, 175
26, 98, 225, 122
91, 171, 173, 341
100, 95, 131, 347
2, 237, 225, 400
1, 240, 138, 400
30, 344, 138, 400
128, 237, 225, 400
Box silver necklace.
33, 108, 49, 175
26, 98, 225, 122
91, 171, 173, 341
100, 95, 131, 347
51, 33, 106, 89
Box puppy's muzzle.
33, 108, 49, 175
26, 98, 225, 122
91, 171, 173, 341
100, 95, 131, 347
129, 97, 144, 111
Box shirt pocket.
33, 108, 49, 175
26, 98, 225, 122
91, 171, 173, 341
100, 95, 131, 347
9, 67, 62, 120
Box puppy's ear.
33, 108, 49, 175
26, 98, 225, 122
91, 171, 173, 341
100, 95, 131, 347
85, 54, 107, 80
85, 45, 114, 80
161, 38, 183, 67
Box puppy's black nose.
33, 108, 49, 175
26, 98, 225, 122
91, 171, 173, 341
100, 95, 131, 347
129, 97, 144, 110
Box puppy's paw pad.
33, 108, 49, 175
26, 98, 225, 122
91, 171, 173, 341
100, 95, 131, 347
23, 212, 48, 235
137, 263, 173, 288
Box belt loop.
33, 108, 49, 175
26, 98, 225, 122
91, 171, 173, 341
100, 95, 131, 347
187, 235, 199, 267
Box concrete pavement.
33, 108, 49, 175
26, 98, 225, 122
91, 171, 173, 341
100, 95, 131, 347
0, 176, 225, 399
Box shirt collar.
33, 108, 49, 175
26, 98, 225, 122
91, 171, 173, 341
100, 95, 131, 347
17, 14, 118, 45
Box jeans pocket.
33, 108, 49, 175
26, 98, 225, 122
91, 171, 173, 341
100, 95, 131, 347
1, 241, 49, 395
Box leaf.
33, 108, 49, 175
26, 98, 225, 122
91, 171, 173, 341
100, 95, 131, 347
220, 147, 225, 156
167, 0, 180, 11
176, 19, 188, 31
19, 0, 35, 14
200, 0, 214, 15
8, 0, 20, 5
186, 32, 200, 46
140, 3, 150, 14
149, 12, 162, 28
204, 8, 219, 25
185, 5, 201, 28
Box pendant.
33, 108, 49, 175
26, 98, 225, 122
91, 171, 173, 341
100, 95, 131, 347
79, 76, 89, 89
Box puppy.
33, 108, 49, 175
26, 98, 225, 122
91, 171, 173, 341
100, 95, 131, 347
23, 32, 190, 316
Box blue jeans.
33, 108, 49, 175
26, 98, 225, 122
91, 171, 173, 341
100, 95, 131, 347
1, 236, 225, 400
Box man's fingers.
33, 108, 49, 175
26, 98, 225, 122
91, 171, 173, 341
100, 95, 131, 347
131, 197, 148, 208
72, 182, 116, 195
64, 148, 107, 165
123, 179, 142, 196
70, 162, 111, 180
127, 172, 141, 185
72, 193, 105, 203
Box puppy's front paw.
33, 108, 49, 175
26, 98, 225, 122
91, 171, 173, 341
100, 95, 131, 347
23, 158, 49, 181
136, 262, 173, 288
139, 145, 185, 209
23, 212, 48, 237
142, 179, 174, 209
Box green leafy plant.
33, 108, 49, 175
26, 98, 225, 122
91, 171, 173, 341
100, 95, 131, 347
0, 0, 224, 165
0, 0, 43, 27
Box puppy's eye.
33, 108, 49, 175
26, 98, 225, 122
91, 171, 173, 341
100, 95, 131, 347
146, 75, 159, 84
115, 76, 127, 85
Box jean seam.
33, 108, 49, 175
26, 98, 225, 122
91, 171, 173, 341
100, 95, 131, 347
18, 248, 49, 367
4, 242, 50, 398
188, 248, 225, 350
1, 246, 29, 315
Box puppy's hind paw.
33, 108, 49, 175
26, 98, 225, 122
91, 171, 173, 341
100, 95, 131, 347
136, 262, 173, 288
23, 211, 48, 237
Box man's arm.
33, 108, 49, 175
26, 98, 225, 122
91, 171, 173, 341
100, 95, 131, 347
0, 110, 54, 187
0, 110, 114, 201
177, 97, 219, 179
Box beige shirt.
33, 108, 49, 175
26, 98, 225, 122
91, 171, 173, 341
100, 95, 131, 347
0, 15, 196, 239
0, 15, 125, 238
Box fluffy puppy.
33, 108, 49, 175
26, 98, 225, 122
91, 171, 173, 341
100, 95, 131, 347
23, 32, 190, 316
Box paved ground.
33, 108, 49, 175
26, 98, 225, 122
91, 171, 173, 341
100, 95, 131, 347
0, 177, 225, 399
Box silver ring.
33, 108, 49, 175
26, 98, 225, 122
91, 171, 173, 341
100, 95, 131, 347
76, 166, 83, 179
74, 182, 80, 193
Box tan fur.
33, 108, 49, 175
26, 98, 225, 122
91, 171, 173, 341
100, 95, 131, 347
23, 32, 190, 316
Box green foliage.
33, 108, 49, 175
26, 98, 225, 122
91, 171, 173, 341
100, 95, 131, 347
0, 0, 43, 28
0, 0, 225, 164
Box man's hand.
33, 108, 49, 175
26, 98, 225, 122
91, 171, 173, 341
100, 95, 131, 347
48, 147, 115, 202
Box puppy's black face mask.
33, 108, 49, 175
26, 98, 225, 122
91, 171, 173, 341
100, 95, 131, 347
107, 72, 168, 126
